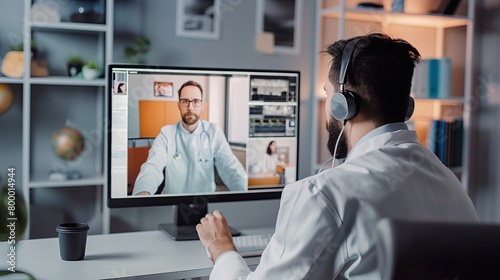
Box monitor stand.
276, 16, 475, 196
158, 203, 241, 241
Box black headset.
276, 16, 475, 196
330, 38, 414, 122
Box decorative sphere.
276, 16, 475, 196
52, 127, 85, 161
0, 83, 14, 115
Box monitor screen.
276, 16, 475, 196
107, 64, 300, 239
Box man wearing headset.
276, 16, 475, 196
196, 33, 479, 279
133, 80, 247, 195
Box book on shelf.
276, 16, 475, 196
426, 118, 463, 167
435, 0, 462, 15
412, 57, 451, 99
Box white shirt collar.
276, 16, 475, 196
178, 120, 204, 135
347, 122, 409, 159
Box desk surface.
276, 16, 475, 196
1, 227, 272, 280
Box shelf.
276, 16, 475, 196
414, 97, 465, 103
321, 7, 469, 28
29, 77, 105, 86
30, 21, 107, 33
4, 0, 114, 238
29, 176, 105, 188
313, 1, 474, 180
0, 77, 23, 84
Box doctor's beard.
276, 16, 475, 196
326, 118, 348, 159
182, 112, 200, 125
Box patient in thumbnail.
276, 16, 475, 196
261, 140, 280, 173
133, 81, 247, 195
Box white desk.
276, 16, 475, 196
1, 227, 272, 280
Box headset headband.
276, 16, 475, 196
333, 37, 413, 122
339, 38, 361, 92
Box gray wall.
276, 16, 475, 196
0, 0, 24, 195
110, 0, 316, 232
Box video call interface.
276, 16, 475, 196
109, 66, 299, 198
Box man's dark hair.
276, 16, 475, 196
323, 33, 421, 125
178, 80, 203, 99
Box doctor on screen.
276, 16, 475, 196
133, 80, 247, 195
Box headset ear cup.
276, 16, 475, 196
331, 91, 358, 121
405, 96, 415, 121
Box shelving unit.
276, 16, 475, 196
0, 0, 114, 238
0, 77, 23, 84
312, 0, 475, 191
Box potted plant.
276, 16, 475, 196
10, 43, 23, 52
81, 60, 100, 80
10, 40, 37, 57
124, 36, 150, 63
66, 54, 84, 77
0, 40, 36, 78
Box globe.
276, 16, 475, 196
52, 127, 85, 161
0, 83, 14, 115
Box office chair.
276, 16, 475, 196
376, 218, 500, 280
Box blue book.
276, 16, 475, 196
426, 119, 438, 154
451, 119, 464, 167
446, 119, 453, 166
422, 58, 451, 99
438, 58, 452, 99
428, 59, 440, 98
414, 59, 429, 99
437, 120, 448, 164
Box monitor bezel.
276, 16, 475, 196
106, 63, 300, 208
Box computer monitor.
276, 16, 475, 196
107, 64, 300, 240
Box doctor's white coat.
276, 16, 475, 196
133, 120, 247, 194
210, 124, 478, 280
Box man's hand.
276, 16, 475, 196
196, 210, 237, 262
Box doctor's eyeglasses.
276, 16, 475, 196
179, 98, 203, 107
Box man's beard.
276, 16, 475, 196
182, 112, 199, 125
326, 118, 348, 159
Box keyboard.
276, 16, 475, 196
233, 233, 273, 257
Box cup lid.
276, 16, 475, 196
56, 222, 89, 233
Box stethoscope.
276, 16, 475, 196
173, 121, 212, 162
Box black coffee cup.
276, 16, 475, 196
56, 222, 89, 261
